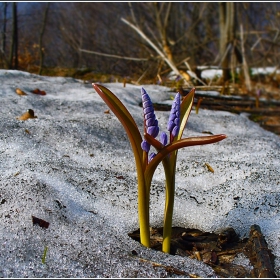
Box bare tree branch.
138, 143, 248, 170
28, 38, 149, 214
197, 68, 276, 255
79, 48, 150, 61
128, 2, 138, 28
240, 24, 251, 91
121, 17, 190, 85
163, 2, 172, 30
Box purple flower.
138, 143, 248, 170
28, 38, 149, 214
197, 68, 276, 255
141, 88, 159, 153
160, 132, 168, 146
148, 152, 156, 163
147, 125, 159, 137
167, 93, 180, 138
141, 140, 150, 153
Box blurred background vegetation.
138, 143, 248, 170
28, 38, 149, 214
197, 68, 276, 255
0, 2, 280, 91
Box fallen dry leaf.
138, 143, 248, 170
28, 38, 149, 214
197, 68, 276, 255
31, 88, 46, 95
15, 88, 27, 96
32, 216, 49, 229
17, 109, 37, 121
205, 163, 214, 173
104, 109, 110, 114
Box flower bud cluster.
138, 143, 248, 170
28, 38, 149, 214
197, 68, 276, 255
160, 131, 168, 146
141, 88, 159, 154
167, 93, 180, 137
141, 88, 181, 163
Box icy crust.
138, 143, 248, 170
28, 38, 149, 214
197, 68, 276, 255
0, 71, 280, 277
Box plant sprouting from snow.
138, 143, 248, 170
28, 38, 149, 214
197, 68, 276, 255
93, 84, 227, 253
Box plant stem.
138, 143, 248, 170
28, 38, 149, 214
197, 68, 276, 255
91, 85, 151, 247
162, 152, 177, 253
137, 154, 150, 248
162, 169, 175, 253
137, 182, 150, 248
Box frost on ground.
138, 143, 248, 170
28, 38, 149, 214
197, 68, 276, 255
0, 70, 279, 277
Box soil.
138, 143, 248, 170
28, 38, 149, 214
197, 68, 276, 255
128, 225, 276, 278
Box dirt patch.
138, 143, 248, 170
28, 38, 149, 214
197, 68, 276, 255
129, 225, 276, 278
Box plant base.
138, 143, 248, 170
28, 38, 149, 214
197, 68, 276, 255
128, 225, 276, 278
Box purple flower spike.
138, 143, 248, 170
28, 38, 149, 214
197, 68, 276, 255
144, 106, 154, 115
172, 126, 180, 137
174, 117, 180, 126
141, 87, 159, 140
167, 120, 175, 132
160, 132, 168, 146
148, 152, 156, 163
146, 117, 155, 127
167, 93, 181, 138
141, 140, 150, 153
147, 126, 159, 138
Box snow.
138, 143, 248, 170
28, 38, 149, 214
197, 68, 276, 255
168, 65, 280, 81
0, 69, 280, 277
251, 66, 280, 76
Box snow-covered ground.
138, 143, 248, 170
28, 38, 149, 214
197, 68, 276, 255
167, 65, 280, 81
197, 65, 280, 79
0, 70, 280, 277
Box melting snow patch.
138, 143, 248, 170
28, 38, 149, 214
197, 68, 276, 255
0, 70, 279, 277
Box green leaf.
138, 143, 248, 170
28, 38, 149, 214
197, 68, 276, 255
175, 88, 195, 141
93, 84, 143, 162
93, 83, 150, 247
144, 133, 227, 184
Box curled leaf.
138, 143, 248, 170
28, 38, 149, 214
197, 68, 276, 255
17, 109, 37, 121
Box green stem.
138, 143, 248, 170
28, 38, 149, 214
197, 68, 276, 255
144, 133, 227, 252
161, 150, 177, 253
162, 161, 176, 253
137, 154, 150, 248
